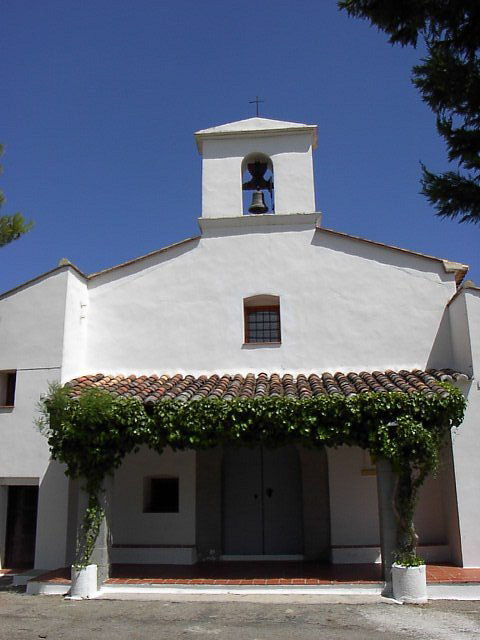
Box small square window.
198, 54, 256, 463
0, 371, 16, 407
143, 477, 179, 513
245, 306, 281, 343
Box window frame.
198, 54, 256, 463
244, 304, 281, 345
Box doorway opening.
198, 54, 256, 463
4, 486, 39, 568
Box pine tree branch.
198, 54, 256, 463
339, 0, 480, 225
0, 145, 34, 247
0, 213, 34, 247
421, 164, 480, 224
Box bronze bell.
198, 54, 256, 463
248, 190, 268, 214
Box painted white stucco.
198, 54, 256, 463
0, 266, 84, 569
328, 446, 452, 564
196, 118, 317, 217
0, 269, 70, 479
328, 446, 380, 548
84, 218, 457, 379
448, 286, 480, 566
110, 447, 196, 564
0, 116, 477, 570
111, 447, 196, 546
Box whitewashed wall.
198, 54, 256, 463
328, 446, 380, 547
111, 447, 196, 547
85, 218, 457, 378
0, 266, 87, 569
60, 270, 89, 384
328, 446, 451, 563
0, 269, 69, 478
201, 133, 315, 217
449, 287, 480, 566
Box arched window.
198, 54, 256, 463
241, 153, 274, 215
244, 295, 281, 344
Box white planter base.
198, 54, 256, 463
69, 564, 98, 599
392, 563, 427, 604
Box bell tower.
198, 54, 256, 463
195, 117, 318, 219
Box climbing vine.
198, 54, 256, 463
38, 383, 465, 568
75, 490, 104, 569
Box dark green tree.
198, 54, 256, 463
338, 1, 480, 225
0, 144, 33, 247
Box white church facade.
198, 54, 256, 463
0, 117, 479, 575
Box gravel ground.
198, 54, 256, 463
0, 580, 479, 639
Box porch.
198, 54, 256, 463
30, 367, 467, 596
23, 562, 480, 600
83, 442, 457, 569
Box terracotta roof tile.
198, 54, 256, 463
65, 369, 468, 403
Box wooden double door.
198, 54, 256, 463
223, 446, 303, 555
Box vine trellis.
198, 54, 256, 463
38, 383, 465, 568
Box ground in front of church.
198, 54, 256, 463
0, 580, 479, 639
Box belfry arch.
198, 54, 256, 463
241, 152, 274, 214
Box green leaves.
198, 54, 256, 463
0, 213, 34, 247
39, 382, 466, 483
0, 145, 33, 247
38, 382, 466, 566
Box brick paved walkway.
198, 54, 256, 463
24, 562, 480, 587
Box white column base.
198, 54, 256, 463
69, 564, 98, 599
392, 563, 427, 604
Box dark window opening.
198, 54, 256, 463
0, 371, 16, 407
144, 477, 179, 513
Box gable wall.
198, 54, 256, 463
0, 269, 77, 569
0, 270, 71, 478
84, 225, 457, 378
448, 289, 480, 566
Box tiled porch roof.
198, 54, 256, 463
66, 369, 467, 404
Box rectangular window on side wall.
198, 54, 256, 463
143, 477, 179, 513
0, 371, 16, 407
244, 295, 281, 344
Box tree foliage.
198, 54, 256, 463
0, 145, 33, 247
38, 383, 465, 567
339, 1, 480, 224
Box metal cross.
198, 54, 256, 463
249, 96, 264, 116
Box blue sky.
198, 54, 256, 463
1, 0, 477, 294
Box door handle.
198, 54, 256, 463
266, 488, 273, 498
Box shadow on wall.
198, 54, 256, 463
426, 308, 455, 372
34, 460, 69, 570
311, 229, 449, 282
201, 135, 312, 160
